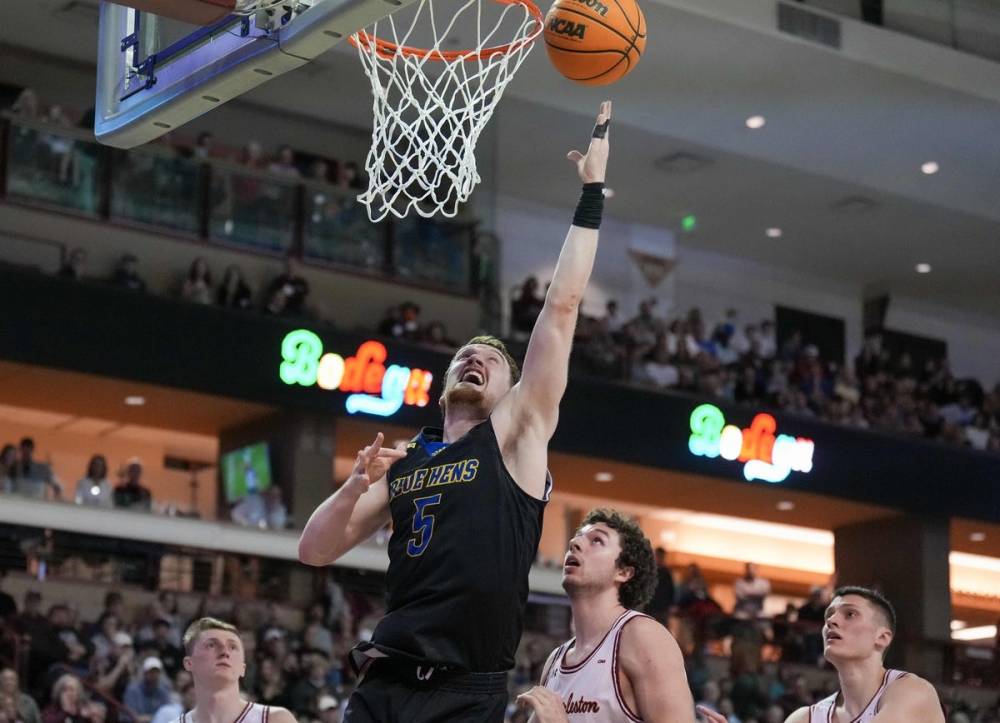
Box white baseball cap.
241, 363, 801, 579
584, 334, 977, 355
142, 657, 164, 673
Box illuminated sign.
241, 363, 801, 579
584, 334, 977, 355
280, 329, 433, 417
688, 403, 814, 483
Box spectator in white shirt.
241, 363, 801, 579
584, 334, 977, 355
231, 485, 288, 530
758, 320, 777, 359
75, 455, 113, 508
733, 562, 770, 620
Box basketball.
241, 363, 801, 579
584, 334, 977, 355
543, 0, 646, 86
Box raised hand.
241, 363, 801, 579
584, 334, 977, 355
567, 100, 611, 184
344, 433, 407, 495
517, 686, 569, 723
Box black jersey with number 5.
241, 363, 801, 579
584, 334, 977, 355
370, 418, 548, 672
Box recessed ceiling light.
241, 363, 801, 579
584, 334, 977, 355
745, 115, 766, 129
594, 472, 614, 482
921, 161, 939, 175
124, 395, 146, 406
766, 227, 783, 238
776, 500, 795, 511
970, 532, 986, 542
915, 263, 932, 274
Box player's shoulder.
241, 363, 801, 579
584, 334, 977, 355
785, 706, 811, 723
618, 612, 676, 646
881, 671, 940, 705
262, 706, 297, 723
617, 612, 683, 666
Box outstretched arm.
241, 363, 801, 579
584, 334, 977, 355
495, 101, 611, 496
297, 433, 405, 566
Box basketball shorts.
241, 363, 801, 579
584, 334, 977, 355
343, 659, 508, 723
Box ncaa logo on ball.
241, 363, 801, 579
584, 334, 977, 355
548, 17, 587, 39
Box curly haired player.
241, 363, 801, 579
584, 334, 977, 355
519, 509, 695, 722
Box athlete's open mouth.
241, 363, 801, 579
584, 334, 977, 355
825, 632, 842, 642
564, 554, 580, 569
462, 369, 485, 385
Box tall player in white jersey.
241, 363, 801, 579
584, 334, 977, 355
698, 586, 943, 723
518, 509, 695, 723
171, 618, 297, 723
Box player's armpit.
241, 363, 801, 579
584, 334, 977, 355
536, 646, 561, 686
618, 616, 696, 723
869, 675, 945, 723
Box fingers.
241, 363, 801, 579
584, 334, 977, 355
378, 448, 408, 460
515, 691, 540, 710
566, 150, 584, 164
695, 705, 726, 723
592, 99, 611, 139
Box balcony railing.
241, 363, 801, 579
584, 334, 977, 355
0, 114, 477, 295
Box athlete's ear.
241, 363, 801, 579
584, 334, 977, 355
183, 656, 192, 673
615, 565, 635, 584
875, 625, 893, 653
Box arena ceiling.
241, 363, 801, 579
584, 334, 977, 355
2, 0, 999, 315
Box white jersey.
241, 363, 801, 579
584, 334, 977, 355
172, 702, 271, 723
809, 669, 909, 723
542, 610, 648, 722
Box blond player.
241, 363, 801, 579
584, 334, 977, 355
698, 586, 943, 723
173, 618, 296, 723
518, 509, 695, 723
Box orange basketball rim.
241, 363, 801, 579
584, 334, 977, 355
350, 0, 544, 61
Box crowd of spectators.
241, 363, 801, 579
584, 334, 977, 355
2, 438, 153, 513
51, 243, 460, 355
0, 576, 385, 723
2, 565, 999, 723
0, 437, 287, 531
3, 89, 366, 194
510, 276, 1000, 455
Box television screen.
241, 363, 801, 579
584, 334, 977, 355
220, 442, 272, 502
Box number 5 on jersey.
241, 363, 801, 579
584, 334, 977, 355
407, 494, 442, 557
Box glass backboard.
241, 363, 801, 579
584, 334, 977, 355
95, 0, 418, 148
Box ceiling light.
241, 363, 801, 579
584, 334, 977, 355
745, 115, 766, 129
969, 532, 986, 542
952, 625, 997, 642
594, 472, 614, 482
124, 395, 146, 406
766, 227, 783, 238
915, 263, 932, 274
951, 620, 967, 631
921, 161, 939, 175
776, 501, 795, 511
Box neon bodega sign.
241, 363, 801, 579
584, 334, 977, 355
280, 329, 433, 417
688, 403, 815, 483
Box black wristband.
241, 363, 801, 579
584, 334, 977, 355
572, 182, 605, 230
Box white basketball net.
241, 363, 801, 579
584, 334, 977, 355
351, 0, 542, 221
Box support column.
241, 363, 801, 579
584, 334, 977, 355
219, 411, 336, 529
833, 516, 951, 678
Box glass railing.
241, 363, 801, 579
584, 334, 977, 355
208, 162, 298, 253
4, 117, 106, 216
302, 181, 387, 271
800, 0, 1000, 62
393, 215, 473, 291
1, 115, 475, 295
110, 144, 202, 234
